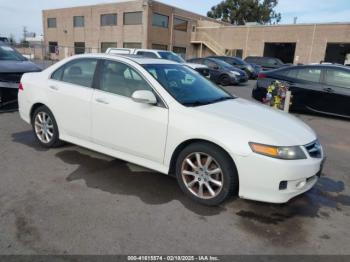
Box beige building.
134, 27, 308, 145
192, 22, 350, 65
42, 0, 222, 59
43, 0, 350, 64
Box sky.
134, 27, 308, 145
0, 0, 350, 41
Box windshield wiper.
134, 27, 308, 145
183, 97, 234, 107
208, 96, 235, 104
183, 101, 212, 107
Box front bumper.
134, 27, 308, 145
235, 150, 324, 203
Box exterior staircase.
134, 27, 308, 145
191, 31, 227, 56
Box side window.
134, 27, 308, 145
297, 68, 321, 83
136, 51, 158, 58
203, 60, 217, 69
61, 59, 97, 87
98, 60, 152, 97
51, 67, 64, 81
278, 69, 299, 79
325, 69, 350, 88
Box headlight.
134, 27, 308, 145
230, 71, 241, 76
249, 142, 307, 160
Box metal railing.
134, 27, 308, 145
191, 31, 226, 55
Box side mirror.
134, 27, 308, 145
131, 90, 157, 105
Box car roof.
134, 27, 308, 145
281, 64, 350, 70
71, 53, 179, 65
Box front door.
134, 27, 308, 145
91, 59, 168, 163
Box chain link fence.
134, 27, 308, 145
13, 43, 97, 69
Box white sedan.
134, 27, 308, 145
18, 54, 324, 206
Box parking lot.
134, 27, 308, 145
0, 80, 349, 255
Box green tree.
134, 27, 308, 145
207, 0, 281, 25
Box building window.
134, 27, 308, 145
152, 13, 169, 28
101, 42, 117, 53
174, 17, 188, 32
123, 42, 142, 49
47, 18, 57, 28
48, 42, 58, 53
173, 46, 187, 59
101, 14, 117, 26
74, 42, 85, 54
73, 16, 84, 27
152, 44, 168, 50
124, 12, 142, 25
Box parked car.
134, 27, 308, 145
244, 56, 288, 71
208, 56, 259, 79
19, 54, 324, 206
252, 64, 350, 118
106, 47, 210, 77
185, 63, 211, 78
187, 57, 248, 85
0, 42, 41, 111
106, 48, 185, 63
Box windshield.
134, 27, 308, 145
143, 64, 234, 107
0, 45, 26, 61
158, 51, 186, 63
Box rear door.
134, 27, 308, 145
322, 68, 350, 116
292, 67, 324, 112
47, 58, 98, 141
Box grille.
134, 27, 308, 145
304, 140, 322, 158
0, 73, 23, 83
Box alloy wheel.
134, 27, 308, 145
181, 152, 224, 199
34, 112, 54, 144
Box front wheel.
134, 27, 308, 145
175, 142, 238, 206
219, 75, 232, 86
32, 106, 64, 148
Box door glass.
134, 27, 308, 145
325, 69, 350, 89
136, 51, 158, 58
203, 60, 217, 69
61, 59, 97, 87
297, 68, 321, 83
98, 60, 152, 97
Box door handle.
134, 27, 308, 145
95, 98, 109, 105
49, 85, 59, 91
323, 88, 334, 93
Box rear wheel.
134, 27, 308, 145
32, 106, 64, 148
175, 142, 238, 206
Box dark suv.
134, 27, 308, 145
244, 56, 287, 71
208, 56, 259, 79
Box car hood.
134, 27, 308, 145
225, 66, 246, 75
0, 60, 41, 73
194, 98, 316, 146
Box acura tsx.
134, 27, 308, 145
18, 54, 324, 206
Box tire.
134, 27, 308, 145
31, 105, 64, 148
219, 75, 231, 86
175, 142, 238, 206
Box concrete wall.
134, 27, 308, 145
194, 23, 350, 64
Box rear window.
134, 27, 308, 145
325, 69, 350, 89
